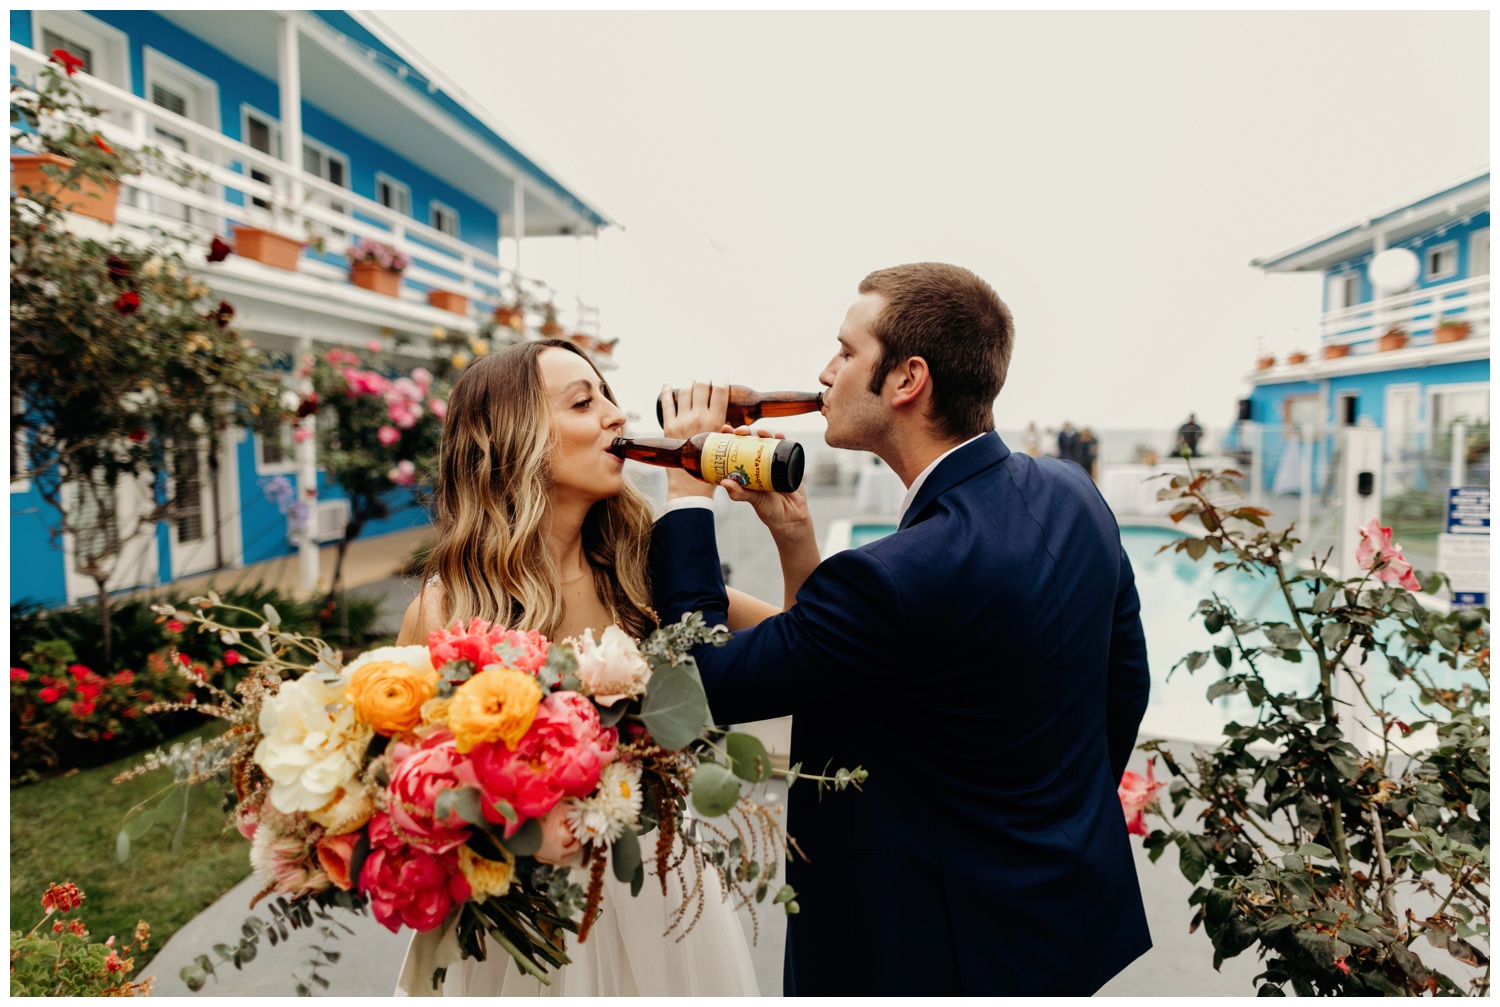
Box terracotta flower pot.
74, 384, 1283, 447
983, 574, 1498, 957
494, 305, 524, 330
1377, 331, 1408, 352
1435, 321, 1471, 344
1323, 344, 1351, 360
427, 289, 468, 314
539, 320, 564, 337
350, 262, 402, 298
12, 153, 120, 225
1256, 355, 1276, 370
1287, 351, 1308, 365
232, 226, 303, 271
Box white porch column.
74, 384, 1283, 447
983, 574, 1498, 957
296, 336, 320, 594
1369, 230, 1388, 340
511, 179, 526, 279
277, 15, 303, 214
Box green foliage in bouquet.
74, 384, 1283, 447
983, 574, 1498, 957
10, 882, 153, 997
11, 58, 284, 666
1137, 466, 1489, 996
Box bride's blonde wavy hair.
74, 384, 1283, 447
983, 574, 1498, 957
422, 339, 656, 639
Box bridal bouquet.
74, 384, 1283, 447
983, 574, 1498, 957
125, 596, 862, 992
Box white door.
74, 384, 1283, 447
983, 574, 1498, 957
1384, 384, 1421, 495
63, 469, 159, 603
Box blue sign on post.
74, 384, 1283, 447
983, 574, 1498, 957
1446, 487, 1490, 534
1453, 592, 1487, 610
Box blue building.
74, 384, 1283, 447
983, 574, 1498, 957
1244, 169, 1489, 498
10, 10, 613, 607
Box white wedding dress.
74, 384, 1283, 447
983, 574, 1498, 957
394, 857, 759, 996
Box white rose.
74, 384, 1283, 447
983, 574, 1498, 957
572, 626, 651, 707
279, 390, 302, 413
254, 673, 371, 814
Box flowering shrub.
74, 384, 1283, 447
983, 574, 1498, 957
345, 237, 411, 272
9, 640, 204, 777
1134, 467, 1489, 996
10, 882, 153, 996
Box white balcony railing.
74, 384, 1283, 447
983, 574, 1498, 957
1322, 274, 1490, 347
10, 43, 597, 332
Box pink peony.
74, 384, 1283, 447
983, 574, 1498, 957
359, 813, 471, 933
1355, 519, 1422, 592
1119, 759, 1163, 838
388, 400, 421, 429
343, 368, 392, 398
388, 460, 417, 486
452, 691, 616, 833
428, 397, 447, 421
411, 367, 433, 394
427, 618, 550, 676
386, 731, 472, 854
377, 425, 401, 447
294, 427, 314, 443
534, 803, 585, 867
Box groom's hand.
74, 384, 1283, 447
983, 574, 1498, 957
720, 425, 812, 538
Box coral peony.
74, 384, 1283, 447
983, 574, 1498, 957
453, 691, 616, 832
572, 625, 652, 706
316, 832, 361, 891
360, 813, 471, 933
344, 645, 440, 735
1119, 759, 1163, 838
447, 668, 543, 754
427, 619, 549, 676
385, 730, 471, 854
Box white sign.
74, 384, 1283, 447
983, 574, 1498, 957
1436, 532, 1489, 610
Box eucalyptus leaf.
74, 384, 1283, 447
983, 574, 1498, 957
724, 732, 774, 783
689, 761, 742, 817
611, 829, 642, 883
639, 661, 711, 751
503, 818, 544, 857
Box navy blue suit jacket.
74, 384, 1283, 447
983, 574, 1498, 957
650, 433, 1152, 995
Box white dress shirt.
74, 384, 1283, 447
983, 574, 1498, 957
896, 432, 991, 526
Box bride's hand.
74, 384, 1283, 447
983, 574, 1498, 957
660, 381, 727, 499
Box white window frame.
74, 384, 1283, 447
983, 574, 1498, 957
1326, 271, 1359, 311
254, 419, 297, 477
1425, 241, 1459, 283
430, 199, 459, 238
1426, 381, 1491, 444
12, 394, 32, 494
1470, 227, 1490, 278
239, 107, 350, 223
1383, 383, 1422, 458
30, 11, 131, 91
375, 172, 412, 217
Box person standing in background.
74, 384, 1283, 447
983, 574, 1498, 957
1058, 421, 1078, 464
1023, 421, 1041, 457
1077, 427, 1099, 480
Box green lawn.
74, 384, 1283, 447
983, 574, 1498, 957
9, 722, 252, 961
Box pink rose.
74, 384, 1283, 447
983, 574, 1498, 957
359, 813, 471, 933
534, 803, 585, 867
293, 427, 314, 443
386, 731, 472, 854
428, 397, 447, 420
388, 460, 417, 486
388, 400, 421, 429
316, 832, 360, 891
377, 425, 401, 447
1118, 759, 1163, 838
411, 368, 433, 394
1355, 519, 1422, 592
367, 340, 384, 353
452, 691, 616, 833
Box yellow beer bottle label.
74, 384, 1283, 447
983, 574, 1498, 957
700, 433, 777, 491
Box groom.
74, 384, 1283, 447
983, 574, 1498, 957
651, 263, 1152, 995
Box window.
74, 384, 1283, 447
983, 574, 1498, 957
256, 416, 294, 473
1327, 271, 1359, 310
73, 469, 121, 573
1430, 384, 1491, 439
11, 394, 30, 491
1425, 242, 1458, 282
174, 448, 204, 544
430, 201, 459, 238
1471, 228, 1490, 278
41, 28, 94, 74
243, 110, 349, 222
376, 174, 411, 217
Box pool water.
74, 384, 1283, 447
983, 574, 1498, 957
849, 523, 899, 548
1121, 525, 1473, 743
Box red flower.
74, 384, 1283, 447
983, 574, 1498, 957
223, 649, 242, 665
68, 664, 92, 680
295, 392, 320, 419
11, 668, 28, 682
210, 301, 235, 328
101, 731, 114, 740
72, 698, 96, 717
104, 951, 125, 973
113, 670, 135, 686
207, 236, 232, 263
41, 882, 84, 914
128, 429, 147, 443
114, 290, 140, 315
178, 653, 192, 668
93, 134, 113, 155
49, 49, 84, 76
1119, 759, 1164, 838
166, 620, 184, 633
39, 686, 64, 704
105, 255, 133, 284
122, 708, 138, 719
1334, 957, 1350, 974
75, 678, 104, 701
52, 922, 64, 933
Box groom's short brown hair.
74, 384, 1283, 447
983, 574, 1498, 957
859, 263, 1014, 442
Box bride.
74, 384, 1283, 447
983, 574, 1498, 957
392, 340, 782, 996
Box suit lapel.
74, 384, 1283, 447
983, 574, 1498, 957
897, 432, 1011, 531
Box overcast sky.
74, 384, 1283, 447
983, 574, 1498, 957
375, 10, 1488, 435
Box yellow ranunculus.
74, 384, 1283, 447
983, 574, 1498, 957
447, 668, 542, 753
457, 844, 514, 899
345, 658, 441, 736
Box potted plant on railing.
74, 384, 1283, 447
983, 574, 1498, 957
426, 287, 468, 315
1435, 316, 1472, 344
1287, 350, 1308, 365
10, 49, 140, 226
493, 293, 526, 332
346, 237, 411, 298
539, 300, 565, 337
1377, 326, 1408, 352
1323, 342, 1351, 360
1256, 354, 1276, 370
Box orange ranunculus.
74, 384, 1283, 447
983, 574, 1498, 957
345, 659, 441, 736
447, 668, 543, 754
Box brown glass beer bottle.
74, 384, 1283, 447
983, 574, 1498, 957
610, 433, 805, 492
655, 385, 824, 429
